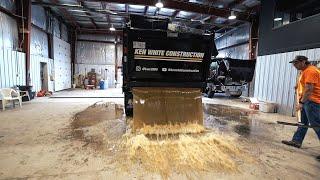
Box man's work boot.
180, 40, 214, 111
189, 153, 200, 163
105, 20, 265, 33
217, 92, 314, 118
281, 140, 302, 148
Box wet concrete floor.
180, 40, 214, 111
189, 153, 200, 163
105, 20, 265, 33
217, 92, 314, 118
69, 102, 275, 151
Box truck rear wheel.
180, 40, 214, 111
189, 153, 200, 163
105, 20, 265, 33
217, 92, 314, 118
230, 92, 242, 98
207, 90, 215, 98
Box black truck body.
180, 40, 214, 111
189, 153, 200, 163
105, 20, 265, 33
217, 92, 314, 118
122, 15, 218, 116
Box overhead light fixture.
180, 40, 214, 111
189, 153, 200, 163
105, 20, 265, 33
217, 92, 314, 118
274, 17, 282, 21
155, 0, 164, 8
68, 9, 87, 13
109, 24, 116, 31
218, 4, 224, 8
228, 11, 236, 20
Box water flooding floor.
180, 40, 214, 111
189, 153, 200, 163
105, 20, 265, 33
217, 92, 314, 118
67, 102, 287, 179
69, 102, 273, 145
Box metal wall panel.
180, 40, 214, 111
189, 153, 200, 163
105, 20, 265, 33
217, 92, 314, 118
31, 5, 47, 30
0, 0, 15, 11
216, 43, 249, 59
53, 17, 61, 38
116, 44, 123, 66
54, 37, 71, 91
75, 64, 115, 88
30, 55, 54, 92
31, 26, 49, 57
61, 23, 69, 42
76, 41, 115, 65
254, 47, 320, 115
0, 12, 18, 50
78, 34, 116, 42
215, 23, 250, 50
0, 49, 26, 88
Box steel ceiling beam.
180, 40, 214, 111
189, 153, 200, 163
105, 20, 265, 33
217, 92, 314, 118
94, 0, 251, 22
78, 0, 98, 28
49, 0, 79, 28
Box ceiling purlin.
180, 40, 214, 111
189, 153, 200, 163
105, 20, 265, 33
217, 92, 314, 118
78, 0, 98, 29
49, 0, 79, 28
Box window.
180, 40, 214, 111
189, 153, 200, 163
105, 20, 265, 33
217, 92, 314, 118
273, 0, 320, 28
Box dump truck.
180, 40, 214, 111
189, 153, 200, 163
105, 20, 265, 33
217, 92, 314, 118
122, 15, 218, 133
205, 58, 256, 98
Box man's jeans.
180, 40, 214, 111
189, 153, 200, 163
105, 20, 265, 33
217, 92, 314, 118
292, 100, 320, 143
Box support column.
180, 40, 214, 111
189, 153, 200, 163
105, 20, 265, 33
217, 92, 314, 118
249, 16, 259, 60
16, 0, 32, 86
70, 30, 77, 84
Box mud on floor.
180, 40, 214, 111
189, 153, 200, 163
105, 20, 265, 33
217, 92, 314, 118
63, 102, 267, 179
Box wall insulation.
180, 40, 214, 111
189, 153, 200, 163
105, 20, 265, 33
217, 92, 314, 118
0, 12, 18, 50
76, 41, 115, 65
30, 26, 49, 57
0, 49, 26, 88
75, 40, 117, 88
30, 55, 54, 92
254, 47, 320, 115
31, 5, 47, 30
54, 37, 71, 91
75, 64, 115, 88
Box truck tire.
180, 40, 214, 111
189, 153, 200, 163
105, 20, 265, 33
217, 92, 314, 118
207, 90, 215, 98
230, 92, 242, 98
124, 92, 133, 116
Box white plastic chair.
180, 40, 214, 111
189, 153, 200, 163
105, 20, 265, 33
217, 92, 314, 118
0, 88, 22, 111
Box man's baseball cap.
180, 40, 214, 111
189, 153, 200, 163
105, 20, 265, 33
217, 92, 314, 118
289, 55, 308, 63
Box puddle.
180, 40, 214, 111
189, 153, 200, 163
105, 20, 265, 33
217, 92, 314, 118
203, 103, 270, 138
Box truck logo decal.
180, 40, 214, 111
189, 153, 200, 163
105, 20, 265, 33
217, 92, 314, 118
133, 48, 204, 62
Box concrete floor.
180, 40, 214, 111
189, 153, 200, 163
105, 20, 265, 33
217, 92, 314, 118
0, 89, 319, 179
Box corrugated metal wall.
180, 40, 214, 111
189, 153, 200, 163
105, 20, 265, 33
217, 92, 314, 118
215, 23, 250, 59
0, 49, 26, 88
76, 41, 115, 65
0, 12, 18, 50
30, 55, 54, 92
254, 47, 320, 115
0, 0, 15, 11
75, 64, 115, 88
78, 34, 116, 42
116, 44, 123, 66
75, 38, 117, 87
0, 9, 24, 89
217, 44, 249, 59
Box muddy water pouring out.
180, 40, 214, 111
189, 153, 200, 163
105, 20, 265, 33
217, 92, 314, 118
132, 87, 205, 134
